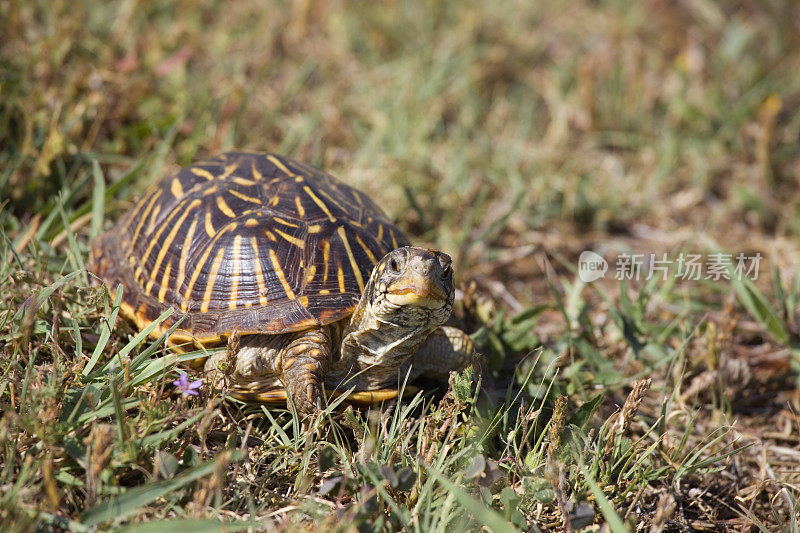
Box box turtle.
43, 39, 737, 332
89, 152, 475, 412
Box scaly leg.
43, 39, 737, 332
402, 326, 475, 381
203, 327, 332, 413
203, 331, 283, 391
278, 327, 332, 414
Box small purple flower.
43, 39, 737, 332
173, 372, 203, 396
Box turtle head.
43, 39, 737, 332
366, 247, 454, 327
332, 246, 456, 390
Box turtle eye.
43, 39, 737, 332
437, 253, 453, 278
388, 257, 401, 273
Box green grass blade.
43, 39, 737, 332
83, 284, 124, 376
71, 319, 83, 361
81, 452, 241, 526
13, 270, 83, 322
2, 224, 24, 269
138, 410, 206, 450
75, 397, 139, 426
88, 307, 175, 379
581, 465, 627, 532
129, 353, 180, 387
128, 315, 189, 372
424, 464, 517, 533
55, 195, 86, 276
35, 511, 93, 533
90, 160, 106, 240
117, 308, 174, 361
109, 376, 129, 443
146, 121, 180, 186
54, 157, 148, 237
730, 275, 790, 345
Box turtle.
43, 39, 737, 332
89, 152, 475, 412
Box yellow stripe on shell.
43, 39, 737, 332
171, 177, 184, 198
216, 196, 236, 218
232, 176, 257, 186
322, 240, 330, 282
274, 228, 305, 249
337, 226, 364, 292
356, 234, 377, 264
149, 199, 201, 286
140, 197, 193, 278
182, 226, 233, 304
144, 276, 155, 295
191, 167, 216, 180
269, 248, 296, 299
302, 185, 336, 222
145, 204, 162, 235
177, 218, 198, 305
272, 216, 299, 228
229, 235, 242, 309
204, 211, 216, 237
305, 264, 316, 283
218, 163, 238, 180
266, 155, 294, 176
228, 188, 261, 204
131, 190, 162, 247
337, 264, 346, 293
250, 236, 269, 305
183, 243, 216, 304
294, 196, 305, 217
318, 188, 346, 213
250, 160, 263, 180
200, 246, 226, 313
158, 262, 173, 301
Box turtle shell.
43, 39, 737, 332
90, 152, 411, 347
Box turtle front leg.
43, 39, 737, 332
402, 326, 475, 381
278, 327, 332, 414
203, 328, 331, 413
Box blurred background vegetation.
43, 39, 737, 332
2, 0, 800, 530
5, 0, 799, 255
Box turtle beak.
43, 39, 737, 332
386, 271, 448, 308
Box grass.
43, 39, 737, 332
2, 0, 800, 530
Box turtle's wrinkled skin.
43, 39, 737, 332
90, 152, 475, 412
